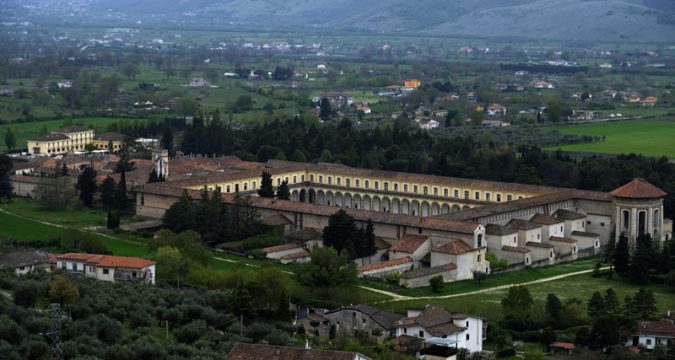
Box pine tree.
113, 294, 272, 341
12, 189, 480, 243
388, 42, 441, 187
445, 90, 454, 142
587, 291, 605, 320
107, 211, 120, 229
76, 166, 97, 207
603, 288, 621, 315
630, 234, 652, 283
319, 98, 331, 120
258, 171, 274, 198
0, 154, 14, 202
630, 288, 658, 319
99, 176, 116, 210
614, 234, 630, 276
545, 293, 563, 324
276, 180, 290, 200
161, 126, 175, 157
360, 219, 377, 261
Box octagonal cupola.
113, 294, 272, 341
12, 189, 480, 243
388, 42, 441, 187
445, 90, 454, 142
611, 178, 667, 245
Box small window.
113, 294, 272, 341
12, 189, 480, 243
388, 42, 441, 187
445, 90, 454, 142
336, 177, 341, 185
646, 339, 652, 345
403, 328, 407, 334
243, 183, 248, 191
466, 333, 470, 340
419, 331, 424, 338
466, 321, 469, 327
413, 185, 418, 194
384, 182, 389, 191
404, 184, 408, 192
464, 191, 469, 199
374, 181, 379, 190
394, 183, 398, 191
355, 179, 360, 187
319, 176, 323, 184
140, 194, 145, 205
328, 176, 332, 185
365, 180, 370, 188
507, 195, 513, 201
477, 254, 481, 262
549, 251, 553, 258
475, 192, 480, 200
346, 178, 351, 187
586, 220, 591, 225
277, 178, 281, 186
293, 176, 297, 183
454, 189, 459, 198
444, 188, 448, 197
486, 193, 491, 201
103, 268, 109, 275
226, 185, 231, 192
362, 318, 366, 324
310, 174, 315, 182
600, 222, 605, 227
423, 186, 428, 195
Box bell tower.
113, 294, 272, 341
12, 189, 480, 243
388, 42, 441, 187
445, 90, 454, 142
611, 178, 667, 248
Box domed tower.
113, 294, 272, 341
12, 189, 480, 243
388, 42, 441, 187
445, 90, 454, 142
611, 178, 667, 248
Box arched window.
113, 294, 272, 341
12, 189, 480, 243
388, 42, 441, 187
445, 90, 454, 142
622, 210, 630, 230
638, 211, 647, 235
654, 209, 660, 228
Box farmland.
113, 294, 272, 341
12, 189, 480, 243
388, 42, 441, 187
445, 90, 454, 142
545, 119, 675, 158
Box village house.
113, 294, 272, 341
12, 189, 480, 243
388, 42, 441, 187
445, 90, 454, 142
486, 104, 507, 117
394, 305, 486, 354
624, 320, 675, 350
188, 77, 209, 87
481, 120, 510, 128
27, 125, 95, 156
0, 251, 55, 275
640, 96, 658, 107
91, 132, 127, 153
416, 118, 440, 130
226, 343, 371, 360
404, 79, 421, 90
56, 253, 156, 284
325, 304, 403, 342
531, 80, 554, 89
316, 92, 353, 107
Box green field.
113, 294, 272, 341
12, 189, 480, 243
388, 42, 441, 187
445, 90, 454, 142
544, 119, 675, 158
0, 117, 139, 152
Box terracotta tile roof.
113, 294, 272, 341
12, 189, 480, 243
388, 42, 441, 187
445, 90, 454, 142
548, 236, 577, 244
93, 132, 127, 141
280, 250, 310, 260
529, 213, 564, 225
56, 253, 154, 268
571, 231, 600, 238
391, 234, 429, 253
432, 239, 474, 255
261, 213, 293, 226
553, 209, 586, 220
634, 321, 675, 337
28, 133, 69, 141
285, 228, 321, 242
373, 236, 391, 250
9, 175, 42, 184
225, 343, 366, 360
400, 263, 457, 279
507, 219, 541, 231
550, 342, 575, 350
526, 241, 554, 249
485, 223, 518, 236
262, 243, 303, 254
358, 256, 412, 272
326, 305, 402, 330
501, 246, 530, 253
610, 178, 667, 199
56, 125, 91, 133
427, 323, 466, 337
398, 305, 470, 337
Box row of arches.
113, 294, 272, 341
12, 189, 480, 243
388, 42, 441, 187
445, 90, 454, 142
291, 188, 471, 216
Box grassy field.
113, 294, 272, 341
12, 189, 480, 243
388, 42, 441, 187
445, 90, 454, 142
544, 119, 675, 158
0, 117, 140, 152
376, 272, 675, 321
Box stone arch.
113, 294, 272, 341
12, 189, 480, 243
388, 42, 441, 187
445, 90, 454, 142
431, 203, 440, 216
411, 200, 420, 216
335, 192, 344, 207
452, 204, 461, 212
299, 189, 306, 202
391, 198, 400, 214
326, 191, 334, 206
344, 193, 353, 208
401, 199, 410, 215
373, 196, 381, 212
317, 190, 325, 205
309, 189, 316, 204
363, 195, 372, 211
441, 204, 450, 214
382, 197, 391, 213
291, 190, 299, 202
353, 194, 362, 209
421, 201, 430, 217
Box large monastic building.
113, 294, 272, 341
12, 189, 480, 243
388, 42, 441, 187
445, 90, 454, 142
134, 151, 671, 286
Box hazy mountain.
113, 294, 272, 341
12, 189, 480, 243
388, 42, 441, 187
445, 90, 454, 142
7, 0, 675, 42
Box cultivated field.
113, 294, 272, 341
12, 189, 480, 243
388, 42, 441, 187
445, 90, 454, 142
544, 119, 675, 158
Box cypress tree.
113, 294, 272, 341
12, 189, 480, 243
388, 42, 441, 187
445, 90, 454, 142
258, 171, 274, 198
614, 234, 630, 276
276, 180, 290, 200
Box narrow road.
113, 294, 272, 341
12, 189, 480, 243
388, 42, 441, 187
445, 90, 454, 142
361, 266, 609, 303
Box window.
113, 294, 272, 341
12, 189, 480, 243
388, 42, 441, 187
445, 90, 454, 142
475, 192, 480, 200
336, 177, 341, 185
454, 189, 459, 198
277, 178, 281, 186
646, 339, 652, 345
375, 181, 379, 190
444, 188, 448, 197
362, 318, 366, 324
601, 222, 605, 227
477, 234, 482, 247
477, 254, 481, 262
365, 180, 369, 189
301, 175, 305, 182
346, 178, 350, 187
403, 328, 407, 334
419, 331, 424, 338
243, 183, 248, 191
507, 195, 513, 201
423, 186, 428, 195
394, 183, 398, 191
328, 176, 333, 185
310, 174, 315, 182
486, 193, 491, 201
464, 191, 469, 199
549, 251, 553, 258
293, 176, 297, 183
466, 334, 470, 340
466, 321, 469, 327
140, 194, 144, 205
251, 182, 256, 189
404, 184, 408, 192
103, 268, 109, 275
413, 185, 418, 194
433, 187, 438, 196
319, 176, 323, 184
355, 179, 360, 187
537, 234, 540, 240
586, 220, 591, 225
384, 182, 389, 191
72, 263, 77, 270
226, 185, 231, 193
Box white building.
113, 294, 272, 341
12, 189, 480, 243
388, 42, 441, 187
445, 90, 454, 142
0, 251, 54, 275
56, 253, 155, 285
395, 305, 485, 354
625, 321, 675, 350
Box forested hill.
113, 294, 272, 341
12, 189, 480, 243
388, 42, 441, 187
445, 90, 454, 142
11, 0, 675, 42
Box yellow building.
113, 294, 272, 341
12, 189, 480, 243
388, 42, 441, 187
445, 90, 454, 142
92, 132, 127, 153
404, 79, 421, 89
27, 126, 94, 155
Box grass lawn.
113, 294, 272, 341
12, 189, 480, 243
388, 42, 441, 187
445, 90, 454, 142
544, 119, 675, 158
376, 272, 675, 321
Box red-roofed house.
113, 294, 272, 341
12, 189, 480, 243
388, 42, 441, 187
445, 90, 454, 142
56, 253, 155, 284
430, 238, 489, 280
625, 321, 675, 350
390, 234, 431, 268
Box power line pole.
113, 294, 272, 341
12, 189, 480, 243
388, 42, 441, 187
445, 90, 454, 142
45, 303, 64, 360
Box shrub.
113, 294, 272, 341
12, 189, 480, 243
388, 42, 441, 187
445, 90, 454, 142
429, 275, 445, 293
175, 319, 207, 344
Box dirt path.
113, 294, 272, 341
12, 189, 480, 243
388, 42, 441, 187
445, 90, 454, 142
361, 266, 609, 303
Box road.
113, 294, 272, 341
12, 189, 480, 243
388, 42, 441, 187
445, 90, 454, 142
361, 266, 609, 303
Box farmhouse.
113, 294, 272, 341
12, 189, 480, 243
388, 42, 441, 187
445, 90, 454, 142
0, 251, 55, 275
56, 253, 156, 284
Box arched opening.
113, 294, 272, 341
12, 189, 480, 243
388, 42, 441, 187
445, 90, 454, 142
291, 190, 299, 202
654, 209, 660, 228
401, 199, 410, 215
299, 189, 306, 202
353, 194, 362, 209
622, 209, 630, 231
363, 195, 372, 210
421, 202, 430, 217
335, 192, 343, 207
638, 210, 646, 236
373, 196, 381, 212
477, 234, 483, 248
451, 204, 461, 212
344, 193, 352, 208
431, 203, 440, 216
309, 189, 316, 204
441, 204, 450, 214
317, 190, 325, 205
411, 201, 420, 216
392, 198, 400, 214
382, 197, 391, 213
326, 191, 334, 206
